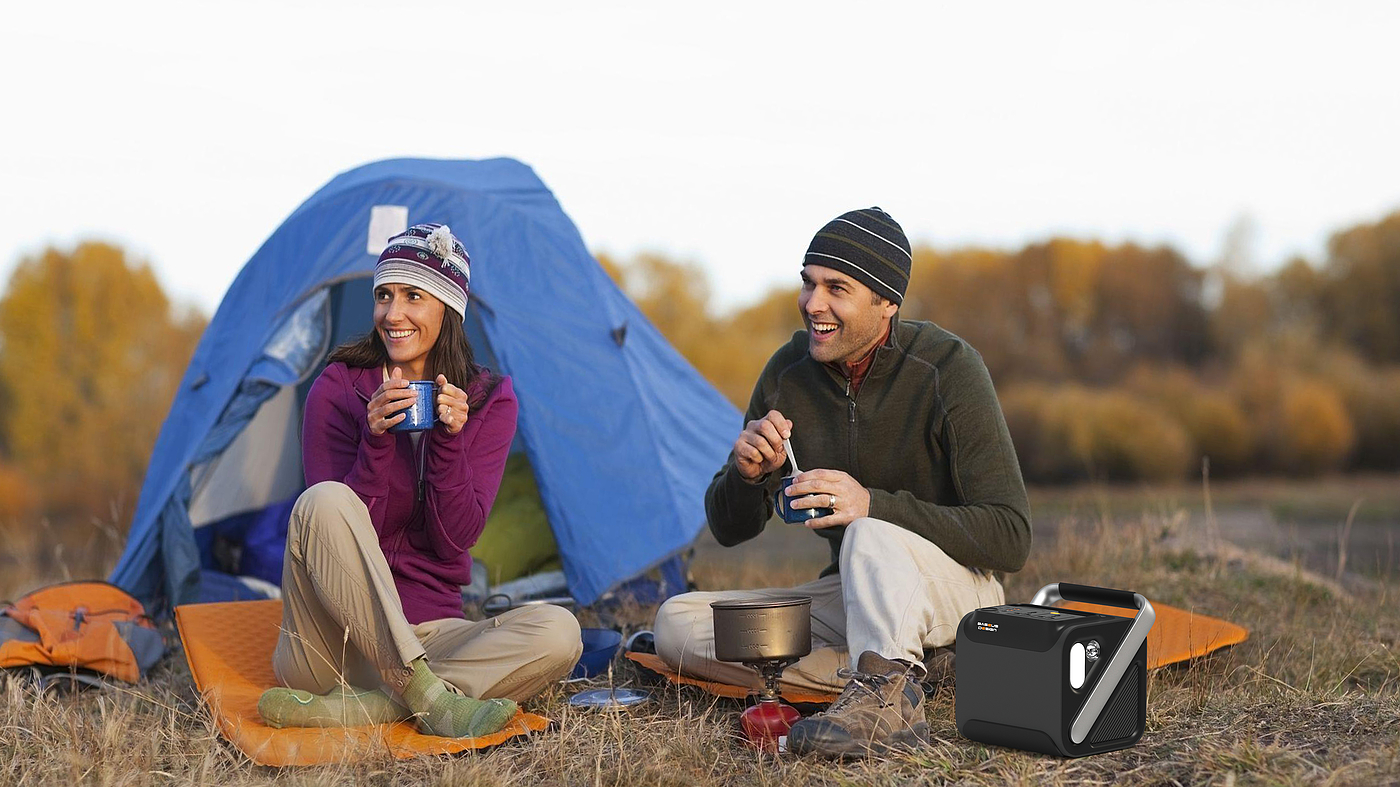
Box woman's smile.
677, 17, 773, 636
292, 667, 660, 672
374, 283, 444, 379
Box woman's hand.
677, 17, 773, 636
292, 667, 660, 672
367, 367, 417, 435
436, 374, 470, 435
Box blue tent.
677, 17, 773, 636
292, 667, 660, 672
109, 157, 740, 612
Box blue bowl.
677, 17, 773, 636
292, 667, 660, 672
571, 628, 623, 679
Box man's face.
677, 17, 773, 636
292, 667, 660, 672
798, 264, 898, 364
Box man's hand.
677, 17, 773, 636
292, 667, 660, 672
733, 410, 793, 481
783, 469, 870, 528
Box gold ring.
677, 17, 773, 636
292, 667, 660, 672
830, 495, 838, 508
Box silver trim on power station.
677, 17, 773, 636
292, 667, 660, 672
1030, 583, 1156, 745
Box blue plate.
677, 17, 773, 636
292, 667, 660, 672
568, 687, 650, 710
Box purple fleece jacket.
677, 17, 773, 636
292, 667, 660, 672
301, 362, 518, 624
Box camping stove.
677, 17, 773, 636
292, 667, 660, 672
710, 597, 812, 753
738, 658, 803, 752
955, 583, 1155, 757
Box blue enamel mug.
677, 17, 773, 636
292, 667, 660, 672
389, 380, 438, 432
774, 476, 834, 523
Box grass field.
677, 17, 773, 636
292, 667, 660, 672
3, 478, 1399, 786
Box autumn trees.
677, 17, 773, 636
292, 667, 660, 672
0, 243, 204, 525
1, 208, 1397, 534
604, 210, 1400, 483
905, 240, 1211, 385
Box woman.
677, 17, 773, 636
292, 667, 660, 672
258, 223, 581, 738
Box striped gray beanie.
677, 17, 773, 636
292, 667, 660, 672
803, 207, 912, 304
374, 223, 470, 322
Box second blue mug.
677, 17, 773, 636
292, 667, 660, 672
774, 475, 834, 523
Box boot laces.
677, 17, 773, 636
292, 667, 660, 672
829, 668, 894, 712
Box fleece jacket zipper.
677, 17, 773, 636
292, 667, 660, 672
841, 343, 879, 479
354, 383, 421, 555
845, 378, 856, 471
401, 433, 426, 556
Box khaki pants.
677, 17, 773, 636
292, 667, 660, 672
271, 481, 582, 702
653, 517, 1004, 693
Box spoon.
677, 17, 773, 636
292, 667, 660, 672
783, 438, 800, 474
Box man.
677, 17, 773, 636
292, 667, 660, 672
653, 207, 1031, 757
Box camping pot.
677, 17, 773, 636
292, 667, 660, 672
711, 596, 812, 663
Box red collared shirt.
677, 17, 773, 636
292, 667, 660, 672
827, 323, 891, 398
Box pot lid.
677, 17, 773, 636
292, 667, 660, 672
709, 596, 812, 611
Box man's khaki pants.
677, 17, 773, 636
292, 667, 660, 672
271, 481, 582, 702
653, 517, 1004, 693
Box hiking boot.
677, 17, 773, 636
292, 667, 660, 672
923, 645, 956, 686
786, 651, 930, 758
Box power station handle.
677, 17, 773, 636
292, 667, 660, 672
1029, 582, 1156, 745
1029, 582, 1144, 610
1057, 583, 1139, 610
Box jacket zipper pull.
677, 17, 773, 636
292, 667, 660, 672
416, 438, 427, 502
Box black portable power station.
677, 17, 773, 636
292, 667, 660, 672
955, 583, 1155, 757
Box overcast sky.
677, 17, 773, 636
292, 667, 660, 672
4, 1, 1398, 316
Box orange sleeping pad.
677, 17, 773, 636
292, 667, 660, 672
174, 599, 550, 767
624, 651, 840, 705
1059, 599, 1248, 669
626, 600, 1245, 702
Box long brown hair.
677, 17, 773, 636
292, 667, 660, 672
326, 310, 500, 409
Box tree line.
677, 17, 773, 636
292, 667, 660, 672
0, 244, 205, 527
2, 211, 1398, 531
604, 210, 1400, 483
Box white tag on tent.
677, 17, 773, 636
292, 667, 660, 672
366, 205, 409, 254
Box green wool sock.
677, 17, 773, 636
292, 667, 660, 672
258, 685, 408, 729
399, 658, 517, 739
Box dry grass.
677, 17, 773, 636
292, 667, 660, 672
4, 497, 1400, 785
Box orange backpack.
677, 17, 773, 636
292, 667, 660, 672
0, 580, 164, 686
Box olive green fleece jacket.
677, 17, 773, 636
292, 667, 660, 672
705, 319, 1032, 575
